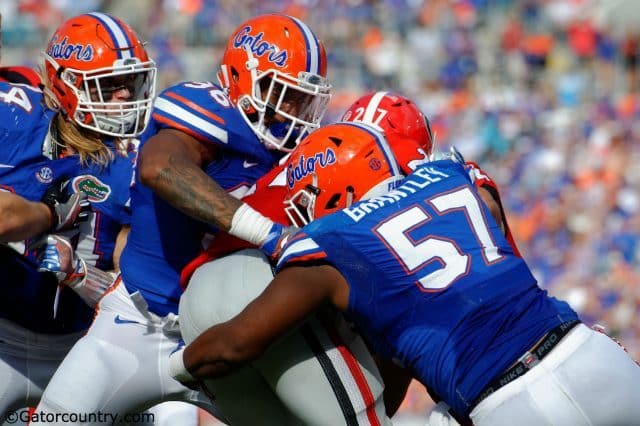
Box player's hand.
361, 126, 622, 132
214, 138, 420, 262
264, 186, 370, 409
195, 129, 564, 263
463, 160, 495, 186
35, 235, 86, 287
259, 223, 299, 260
435, 146, 466, 164
41, 177, 91, 232
430, 146, 465, 163
168, 347, 200, 389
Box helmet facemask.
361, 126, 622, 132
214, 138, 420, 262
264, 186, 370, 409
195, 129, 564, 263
46, 54, 157, 138
284, 174, 320, 227
237, 50, 331, 151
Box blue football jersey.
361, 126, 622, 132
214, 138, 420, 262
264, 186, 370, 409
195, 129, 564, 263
277, 160, 579, 416
69, 148, 136, 271
120, 81, 281, 316
0, 82, 135, 333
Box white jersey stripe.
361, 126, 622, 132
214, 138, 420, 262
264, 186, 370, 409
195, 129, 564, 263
362, 91, 388, 124
154, 97, 228, 144
277, 237, 321, 268
88, 13, 133, 59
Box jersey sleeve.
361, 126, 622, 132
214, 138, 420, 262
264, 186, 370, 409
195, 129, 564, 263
276, 232, 329, 271
0, 83, 50, 137
151, 82, 231, 147
150, 81, 265, 156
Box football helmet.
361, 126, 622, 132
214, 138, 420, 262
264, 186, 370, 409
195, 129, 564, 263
342, 91, 434, 174
43, 13, 156, 138
284, 121, 405, 226
218, 14, 331, 151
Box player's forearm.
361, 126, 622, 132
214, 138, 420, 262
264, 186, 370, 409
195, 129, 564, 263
142, 154, 242, 231
182, 323, 263, 380
379, 359, 413, 416
0, 193, 51, 242
477, 186, 505, 234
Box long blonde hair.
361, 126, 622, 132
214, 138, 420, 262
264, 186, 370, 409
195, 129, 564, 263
40, 70, 123, 168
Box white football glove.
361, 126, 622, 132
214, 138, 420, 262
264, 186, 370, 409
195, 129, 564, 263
36, 235, 116, 307
429, 146, 466, 163
37, 235, 86, 287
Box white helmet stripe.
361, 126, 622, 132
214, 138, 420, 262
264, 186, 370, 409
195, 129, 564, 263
88, 12, 133, 59
289, 16, 320, 74
362, 91, 388, 124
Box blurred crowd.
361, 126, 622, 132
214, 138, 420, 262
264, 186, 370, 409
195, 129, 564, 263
2, 0, 639, 422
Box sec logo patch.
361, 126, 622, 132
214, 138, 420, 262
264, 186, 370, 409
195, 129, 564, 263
35, 167, 54, 183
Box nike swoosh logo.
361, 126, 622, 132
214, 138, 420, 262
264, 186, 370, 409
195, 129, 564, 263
170, 339, 186, 355
114, 314, 140, 325
243, 160, 259, 168
0, 164, 15, 169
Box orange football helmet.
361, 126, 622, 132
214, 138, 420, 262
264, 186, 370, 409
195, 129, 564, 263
43, 13, 156, 138
218, 14, 331, 151
342, 91, 434, 174
283, 122, 406, 226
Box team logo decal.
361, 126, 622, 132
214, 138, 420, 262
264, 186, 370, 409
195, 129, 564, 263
369, 158, 382, 171
35, 167, 54, 184
72, 175, 111, 203
286, 148, 336, 188
47, 36, 94, 61
233, 26, 288, 67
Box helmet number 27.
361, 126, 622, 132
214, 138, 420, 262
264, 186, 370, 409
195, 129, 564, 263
348, 106, 388, 129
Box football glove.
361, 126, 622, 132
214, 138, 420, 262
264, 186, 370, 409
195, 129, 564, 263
41, 177, 91, 232
260, 223, 299, 260
35, 235, 117, 306
36, 235, 86, 287
430, 146, 466, 164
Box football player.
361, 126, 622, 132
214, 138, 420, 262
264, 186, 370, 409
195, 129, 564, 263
176, 92, 434, 424
36, 13, 330, 423
0, 12, 160, 419
178, 119, 431, 425
172, 121, 640, 425
179, 92, 517, 422
342, 92, 521, 420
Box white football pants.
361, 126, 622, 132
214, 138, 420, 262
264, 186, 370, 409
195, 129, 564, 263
470, 323, 640, 425
180, 249, 391, 426
34, 279, 222, 425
